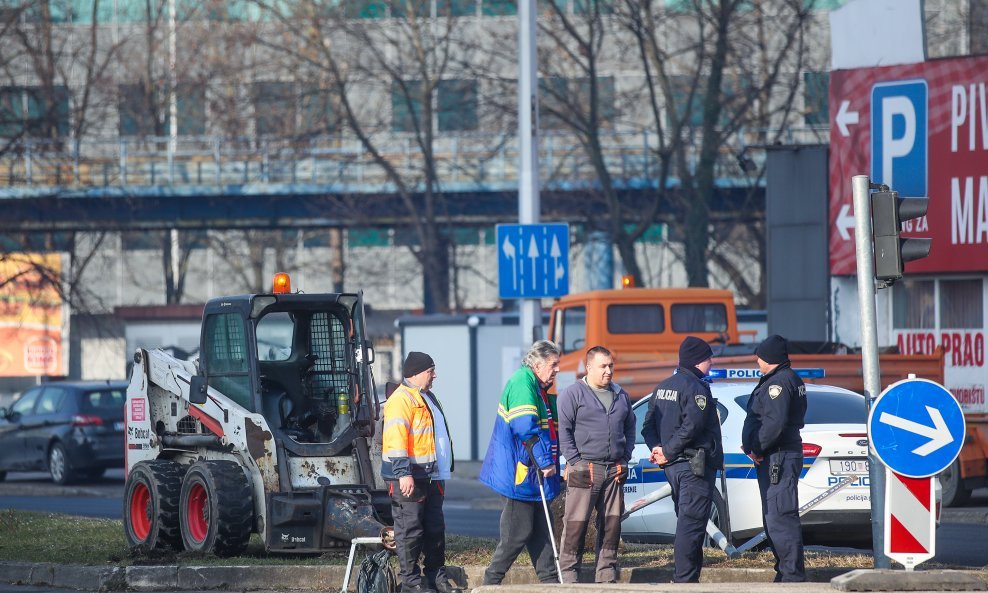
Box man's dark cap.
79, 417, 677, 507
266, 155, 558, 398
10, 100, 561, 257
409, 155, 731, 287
756, 335, 789, 365
679, 336, 713, 368
402, 351, 435, 378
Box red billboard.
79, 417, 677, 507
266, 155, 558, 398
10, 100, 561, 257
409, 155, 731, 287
829, 55, 988, 275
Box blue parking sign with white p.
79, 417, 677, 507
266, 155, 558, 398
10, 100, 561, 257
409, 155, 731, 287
867, 378, 965, 478
871, 80, 928, 198
497, 224, 569, 299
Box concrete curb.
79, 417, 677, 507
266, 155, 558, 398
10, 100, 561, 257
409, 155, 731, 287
3, 562, 987, 592
831, 569, 988, 591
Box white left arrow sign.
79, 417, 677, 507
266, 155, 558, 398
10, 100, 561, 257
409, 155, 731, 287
879, 406, 954, 457
836, 100, 859, 137
836, 203, 855, 241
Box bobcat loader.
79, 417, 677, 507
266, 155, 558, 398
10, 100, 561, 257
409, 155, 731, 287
123, 274, 393, 556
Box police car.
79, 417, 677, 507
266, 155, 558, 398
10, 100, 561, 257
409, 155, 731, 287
619, 368, 941, 547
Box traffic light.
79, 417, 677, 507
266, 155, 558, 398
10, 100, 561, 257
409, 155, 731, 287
871, 190, 931, 284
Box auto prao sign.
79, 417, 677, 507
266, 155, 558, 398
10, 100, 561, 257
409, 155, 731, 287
829, 55, 988, 275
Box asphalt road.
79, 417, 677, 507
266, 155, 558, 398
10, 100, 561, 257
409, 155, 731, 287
1, 470, 987, 566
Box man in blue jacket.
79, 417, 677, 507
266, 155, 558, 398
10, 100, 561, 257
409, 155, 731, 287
557, 346, 635, 583
641, 336, 723, 583
479, 340, 562, 585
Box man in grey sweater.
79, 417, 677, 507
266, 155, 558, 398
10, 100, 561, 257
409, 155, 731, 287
557, 346, 636, 583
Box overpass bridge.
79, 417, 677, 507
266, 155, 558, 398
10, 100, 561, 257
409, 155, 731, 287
0, 132, 770, 233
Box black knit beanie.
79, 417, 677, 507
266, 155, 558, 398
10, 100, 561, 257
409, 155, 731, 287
679, 336, 713, 368
402, 351, 435, 378
756, 335, 789, 365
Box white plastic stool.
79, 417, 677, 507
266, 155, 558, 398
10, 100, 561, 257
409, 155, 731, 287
340, 536, 387, 593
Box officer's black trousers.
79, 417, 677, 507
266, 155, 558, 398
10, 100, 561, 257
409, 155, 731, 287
665, 462, 715, 583
756, 451, 806, 582
389, 479, 447, 590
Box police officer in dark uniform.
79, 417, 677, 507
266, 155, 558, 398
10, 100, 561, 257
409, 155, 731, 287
742, 334, 807, 583
641, 336, 723, 583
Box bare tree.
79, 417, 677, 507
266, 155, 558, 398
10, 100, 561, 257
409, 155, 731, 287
535, 0, 816, 305
243, 0, 504, 313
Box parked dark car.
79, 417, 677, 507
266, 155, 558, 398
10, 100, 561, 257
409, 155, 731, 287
0, 381, 127, 484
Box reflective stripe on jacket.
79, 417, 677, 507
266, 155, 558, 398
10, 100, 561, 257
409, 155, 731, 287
381, 382, 438, 480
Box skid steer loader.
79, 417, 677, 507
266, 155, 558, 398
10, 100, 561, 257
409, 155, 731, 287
123, 274, 393, 557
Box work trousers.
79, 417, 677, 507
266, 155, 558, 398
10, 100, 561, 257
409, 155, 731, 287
559, 460, 625, 583
757, 450, 806, 583
389, 479, 447, 590
483, 496, 559, 585
666, 461, 715, 584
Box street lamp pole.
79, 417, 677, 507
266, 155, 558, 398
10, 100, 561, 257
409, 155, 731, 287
517, 0, 540, 346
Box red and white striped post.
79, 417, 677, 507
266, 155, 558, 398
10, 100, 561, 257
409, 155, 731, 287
883, 472, 936, 570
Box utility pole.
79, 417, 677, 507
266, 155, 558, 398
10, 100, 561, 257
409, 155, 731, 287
517, 0, 540, 347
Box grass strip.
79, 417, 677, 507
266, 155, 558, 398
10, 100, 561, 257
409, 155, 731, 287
0, 508, 968, 573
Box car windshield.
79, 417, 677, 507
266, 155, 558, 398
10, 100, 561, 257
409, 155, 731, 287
734, 389, 867, 424
81, 388, 126, 412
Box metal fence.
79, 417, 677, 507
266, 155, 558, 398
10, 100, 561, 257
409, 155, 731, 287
0, 127, 827, 192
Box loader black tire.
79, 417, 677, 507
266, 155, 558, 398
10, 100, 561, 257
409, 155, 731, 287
179, 460, 253, 557
124, 460, 185, 551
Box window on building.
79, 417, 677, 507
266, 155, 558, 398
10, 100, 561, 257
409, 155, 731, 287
803, 71, 829, 126
573, 0, 614, 15
892, 279, 935, 329
671, 303, 727, 333
1, 86, 70, 138
392, 0, 431, 17
940, 279, 984, 329
667, 74, 748, 128
438, 79, 477, 131
67, 0, 115, 23
608, 304, 664, 334
392, 80, 425, 133
481, 0, 515, 15
252, 81, 295, 137
348, 228, 391, 248
178, 83, 206, 136
346, 0, 388, 18
438, 0, 475, 16
300, 87, 335, 135
118, 83, 161, 137
540, 76, 615, 130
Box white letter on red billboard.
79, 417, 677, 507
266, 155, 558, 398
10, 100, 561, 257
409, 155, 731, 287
951, 85, 966, 153
952, 177, 973, 245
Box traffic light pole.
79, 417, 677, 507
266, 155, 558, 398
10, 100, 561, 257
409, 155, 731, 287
851, 175, 889, 569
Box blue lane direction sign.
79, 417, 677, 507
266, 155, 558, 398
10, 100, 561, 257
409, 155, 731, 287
867, 378, 965, 478
497, 223, 569, 299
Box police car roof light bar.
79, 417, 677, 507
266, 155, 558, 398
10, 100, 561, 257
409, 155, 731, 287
706, 368, 826, 380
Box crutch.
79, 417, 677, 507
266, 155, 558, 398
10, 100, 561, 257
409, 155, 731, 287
531, 451, 564, 584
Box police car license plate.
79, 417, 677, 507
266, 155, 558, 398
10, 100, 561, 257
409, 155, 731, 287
830, 459, 868, 475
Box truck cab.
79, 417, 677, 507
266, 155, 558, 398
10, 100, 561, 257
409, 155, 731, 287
549, 288, 744, 382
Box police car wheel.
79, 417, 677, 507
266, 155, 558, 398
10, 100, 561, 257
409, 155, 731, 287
939, 458, 971, 507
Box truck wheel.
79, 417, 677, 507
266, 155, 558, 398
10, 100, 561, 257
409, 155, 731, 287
48, 442, 73, 485
704, 489, 731, 549
124, 460, 185, 551
179, 460, 253, 557
939, 459, 971, 507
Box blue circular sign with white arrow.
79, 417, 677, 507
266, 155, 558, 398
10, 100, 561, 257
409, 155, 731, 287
867, 378, 966, 478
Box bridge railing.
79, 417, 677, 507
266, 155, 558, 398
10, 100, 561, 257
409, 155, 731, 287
0, 127, 826, 192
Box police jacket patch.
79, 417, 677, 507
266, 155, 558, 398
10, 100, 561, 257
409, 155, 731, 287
695, 394, 707, 410
768, 385, 783, 399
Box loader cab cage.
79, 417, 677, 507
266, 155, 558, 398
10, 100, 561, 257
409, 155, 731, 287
198, 292, 374, 449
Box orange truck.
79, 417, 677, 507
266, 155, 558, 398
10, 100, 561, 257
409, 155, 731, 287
547, 287, 986, 506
